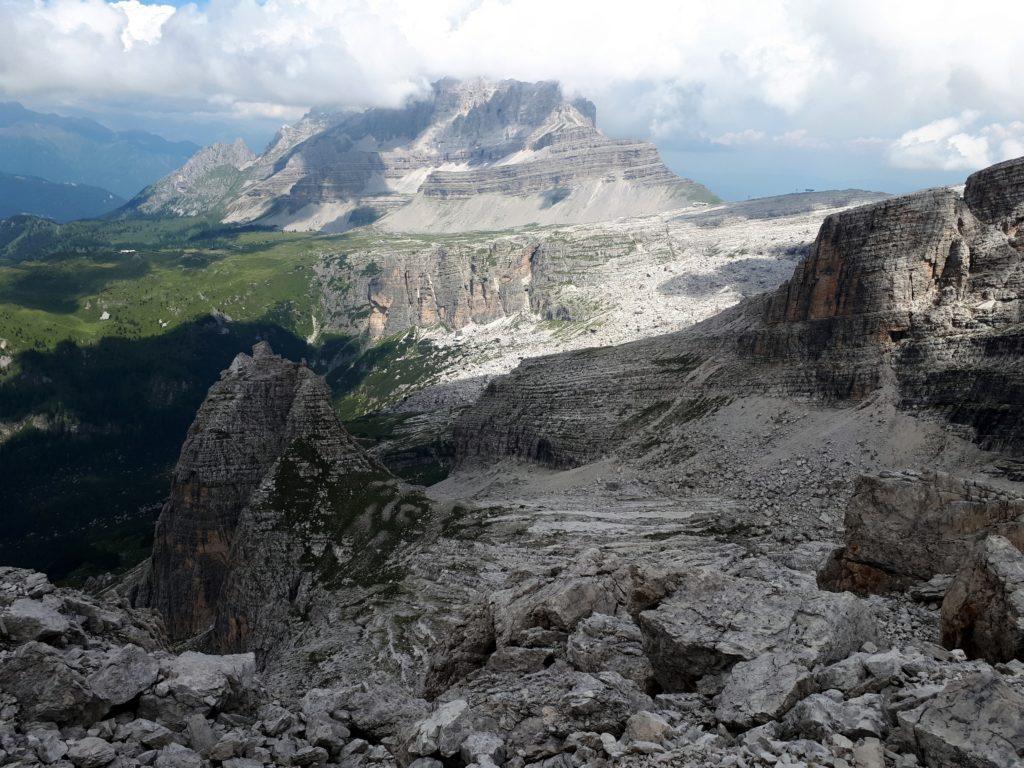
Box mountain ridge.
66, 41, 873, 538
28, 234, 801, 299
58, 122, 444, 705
0, 102, 200, 199
127, 78, 719, 233
0, 172, 123, 222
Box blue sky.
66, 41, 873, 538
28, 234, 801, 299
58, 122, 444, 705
1, 0, 1022, 200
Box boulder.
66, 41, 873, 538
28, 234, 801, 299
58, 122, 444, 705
164, 651, 256, 710
291, 745, 329, 766
566, 613, 654, 690
304, 713, 350, 753
490, 549, 629, 646
1, 597, 70, 642
897, 671, 1024, 768
819, 472, 1024, 594
113, 719, 175, 750
781, 691, 886, 741
459, 732, 506, 765
623, 711, 672, 744
0, 641, 105, 724
638, 568, 875, 691
30, 730, 69, 764
87, 645, 160, 707
66, 737, 116, 768
406, 699, 471, 757
941, 534, 1024, 662
153, 744, 203, 768
714, 651, 816, 728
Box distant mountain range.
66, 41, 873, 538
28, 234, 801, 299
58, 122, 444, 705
0, 172, 123, 222
127, 78, 719, 233
0, 102, 199, 199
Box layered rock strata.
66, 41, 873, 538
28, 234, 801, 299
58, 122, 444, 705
127, 78, 717, 233
454, 156, 1024, 467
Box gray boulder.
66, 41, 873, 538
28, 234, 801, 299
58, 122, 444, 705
113, 719, 175, 750
638, 568, 876, 691
714, 651, 816, 728
566, 613, 654, 690
0, 642, 105, 724
66, 737, 116, 768
87, 646, 160, 707
30, 730, 69, 764
623, 711, 672, 744
897, 671, 1024, 768
164, 651, 256, 710
781, 691, 886, 741
153, 744, 203, 768
1, 597, 70, 643
490, 549, 628, 645
941, 534, 1024, 662
304, 713, 350, 753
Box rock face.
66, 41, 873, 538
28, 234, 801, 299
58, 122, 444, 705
819, 470, 1024, 594
129, 78, 717, 232
133, 342, 408, 644
125, 139, 255, 217
941, 534, 1024, 662
895, 671, 1024, 768
455, 157, 1024, 467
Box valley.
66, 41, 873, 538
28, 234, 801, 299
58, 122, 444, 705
1, 75, 1023, 768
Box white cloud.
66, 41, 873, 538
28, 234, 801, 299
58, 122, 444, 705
712, 129, 768, 147
888, 112, 1024, 171
111, 0, 174, 51
0, 0, 1022, 173
712, 128, 827, 149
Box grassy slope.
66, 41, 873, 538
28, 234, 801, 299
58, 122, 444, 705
0, 216, 463, 582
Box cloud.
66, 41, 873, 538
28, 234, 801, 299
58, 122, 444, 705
713, 129, 768, 147
0, 0, 1022, 176
111, 0, 174, 51
712, 128, 827, 149
888, 112, 1024, 171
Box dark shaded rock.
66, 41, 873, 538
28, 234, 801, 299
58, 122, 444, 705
941, 534, 1024, 662
0, 641, 105, 724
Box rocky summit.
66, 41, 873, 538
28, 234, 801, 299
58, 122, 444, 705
6, 162, 1024, 766
125, 78, 717, 233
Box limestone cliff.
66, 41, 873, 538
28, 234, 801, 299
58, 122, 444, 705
455, 157, 1024, 467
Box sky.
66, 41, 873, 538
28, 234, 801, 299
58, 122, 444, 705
1, 0, 1023, 200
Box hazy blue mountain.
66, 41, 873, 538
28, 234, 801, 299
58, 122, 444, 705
0, 102, 199, 198
0, 172, 124, 222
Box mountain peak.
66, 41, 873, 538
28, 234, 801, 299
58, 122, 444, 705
128, 77, 717, 232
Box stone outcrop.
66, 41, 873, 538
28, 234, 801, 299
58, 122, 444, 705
455, 156, 1024, 467
941, 534, 1024, 662
819, 470, 1024, 594
637, 567, 876, 693
128, 78, 717, 233
133, 342, 414, 646
894, 671, 1024, 768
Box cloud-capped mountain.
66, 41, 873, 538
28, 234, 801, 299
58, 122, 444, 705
126, 79, 719, 232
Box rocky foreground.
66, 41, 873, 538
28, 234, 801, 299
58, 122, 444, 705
4, 160, 1024, 767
